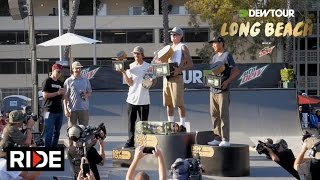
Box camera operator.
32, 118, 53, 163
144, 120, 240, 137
68, 125, 106, 180
0, 110, 41, 179
259, 139, 300, 179
294, 135, 320, 180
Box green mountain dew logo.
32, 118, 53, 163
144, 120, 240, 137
239, 9, 248, 17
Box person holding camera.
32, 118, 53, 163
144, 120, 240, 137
294, 135, 320, 180
263, 139, 300, 179
42, 63, 64, 147
67, 125, 106, 180
126, 146, 166, 180
0, 110, 41, 179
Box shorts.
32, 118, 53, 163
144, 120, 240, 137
163, 75, 184, 107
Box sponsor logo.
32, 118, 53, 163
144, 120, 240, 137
239, 9, 295, 18
81, 67, 100, 80
259, 46, 275, 57
7, 147, 64, 171
239, 65, 268, 85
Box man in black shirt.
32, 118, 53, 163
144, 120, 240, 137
42, 63, 65, 147
265, 139, 300, 179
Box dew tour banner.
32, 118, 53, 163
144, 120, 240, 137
80, 63, 287, 90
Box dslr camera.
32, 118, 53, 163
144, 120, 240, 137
22, 106, 38, 123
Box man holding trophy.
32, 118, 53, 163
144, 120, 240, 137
206, 36, 240, 147
120, 46, 151, 148
160, 27, 194, 130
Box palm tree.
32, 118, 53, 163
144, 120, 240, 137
162, 0, 170, 45
64, 0, 81, 63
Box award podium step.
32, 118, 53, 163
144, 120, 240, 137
112, 147, 135, 167
134, 133, 195, 170
192, 144, 249, 177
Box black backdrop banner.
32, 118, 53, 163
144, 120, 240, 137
80, 63, 287, 90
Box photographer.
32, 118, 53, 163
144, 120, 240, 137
126, 146, 166, 180
68, 124, 106, 180
258, 139, 299, 179
294, 136, 320, 180
0, 110, 41, 179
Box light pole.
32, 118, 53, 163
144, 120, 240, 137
93, 0, 97, 65
27, 0, 39, 131
58, 0, 63, 61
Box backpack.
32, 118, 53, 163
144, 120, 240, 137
171, 158, 190, 180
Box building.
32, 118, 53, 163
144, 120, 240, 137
0, 0, 319, 96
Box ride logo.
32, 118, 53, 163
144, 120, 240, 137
7, 147, 64, 171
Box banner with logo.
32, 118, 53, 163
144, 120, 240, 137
81, 63, 285, 90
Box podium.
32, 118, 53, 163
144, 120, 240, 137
192, 131, 250, 177
134, 133, 195, 170
112, 147, 135, 167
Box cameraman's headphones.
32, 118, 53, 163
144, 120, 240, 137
67, 125, 83, 142
310, 141, 320, 157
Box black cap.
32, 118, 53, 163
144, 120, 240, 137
208, 36, 225, 43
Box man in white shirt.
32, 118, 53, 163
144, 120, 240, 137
121, 46, 151, 148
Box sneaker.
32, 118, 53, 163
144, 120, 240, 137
207, 139, 221, 146
179, 125, 187, 132
219, 140, 230, 147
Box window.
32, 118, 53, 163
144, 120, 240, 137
297, 38, 318, 50
129, 6, 145, 15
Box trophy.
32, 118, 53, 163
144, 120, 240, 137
204, 61, 227, 88
152, 62, 178, 77
111, 51, 133, 71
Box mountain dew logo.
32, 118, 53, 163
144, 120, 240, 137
239, 65, 268, 85
81, 67, 100, 80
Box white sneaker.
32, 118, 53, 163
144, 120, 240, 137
207, 140, 221, 146
219, 140, 230, 147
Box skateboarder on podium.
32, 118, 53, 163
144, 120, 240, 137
121, 46, 151, 148
207, 36, 240, 147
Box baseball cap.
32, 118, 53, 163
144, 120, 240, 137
208, 36, 225, 43
8, 110, 25, 123
131, 46, 144, 54
52, 64, 63, 71
71, 61, 83, 69
169, 27, 184, 36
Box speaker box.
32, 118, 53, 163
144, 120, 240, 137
8, 0, 27, 20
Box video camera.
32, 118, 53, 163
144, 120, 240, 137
170, 154, 204, 180
22, 106, 38, 123
68, 123, 107, 150
256, 140, 280, 155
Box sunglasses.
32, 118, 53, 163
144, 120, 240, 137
170, 33, 179, 37
133, 52, 142, 55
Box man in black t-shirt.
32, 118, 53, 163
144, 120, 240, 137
42, 64, 65, 147
265, 139, 300, 179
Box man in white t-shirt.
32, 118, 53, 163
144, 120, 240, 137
121, 46, 151, 148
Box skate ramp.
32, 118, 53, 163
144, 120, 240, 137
82, 88, 302, 138
230, 88, 302, 137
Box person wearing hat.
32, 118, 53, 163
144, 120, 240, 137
263, 139, 300, 179
0, 110, 34, 153
0, 111, 40, 180
64, 61, 92, 132
42, 63, 65, 147
164, 27, 193, 130
121, 46, 151, 148
207, 36, 240, 147
294, 136, 320, 179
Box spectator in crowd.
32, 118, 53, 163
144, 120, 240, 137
294, 135, 320, 180
126, 146, 166, 180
